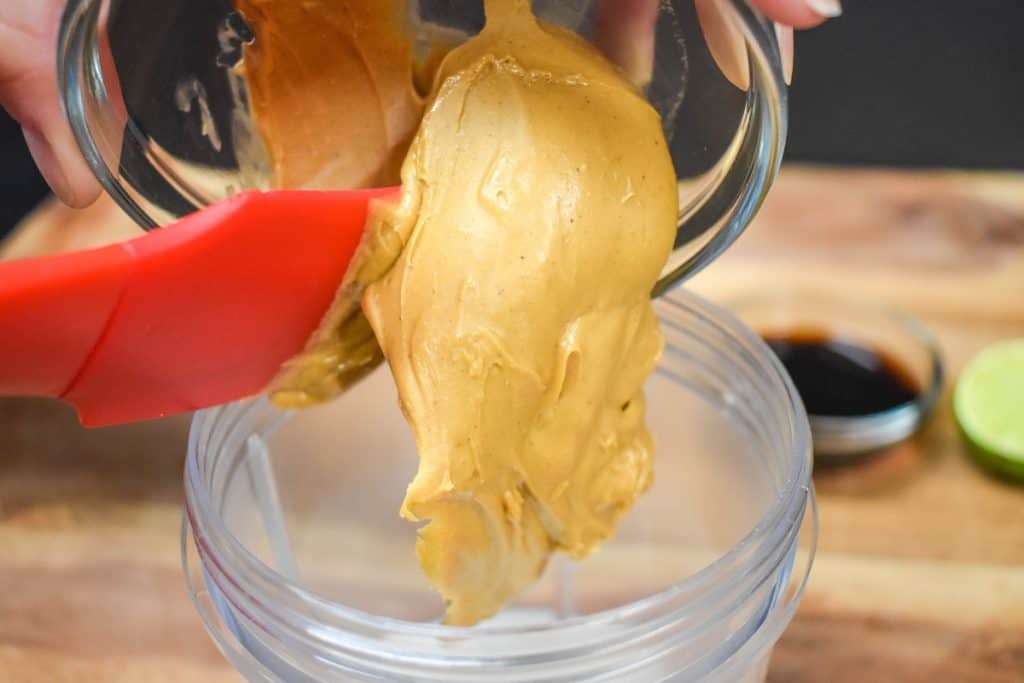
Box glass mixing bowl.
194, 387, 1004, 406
182, 290, 816, 682
58, 0, 787, 292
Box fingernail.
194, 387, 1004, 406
805, 0, 842, 18
23, 127, 73, 201
776, 24, 794, 85
23, 126, 102, 209
695, 0, 750, 91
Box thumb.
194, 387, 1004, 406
1, 1, 102, 209
20, 107, 103, 211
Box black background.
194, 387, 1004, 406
2, 0, 1023, 237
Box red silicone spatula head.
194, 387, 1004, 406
0, 187, 398, 426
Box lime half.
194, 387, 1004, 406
955, 339, 1024, 481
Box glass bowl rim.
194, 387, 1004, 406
57, 0, 789, 292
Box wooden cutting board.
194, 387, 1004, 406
1, 166, 1022, 682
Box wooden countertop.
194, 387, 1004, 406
2, 166, 1023, 681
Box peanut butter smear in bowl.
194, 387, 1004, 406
233, 0, 424, 191
236, 0, 677, 626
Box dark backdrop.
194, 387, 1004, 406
2, 0, 1023, 236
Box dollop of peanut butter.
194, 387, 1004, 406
365, 1, 677, 625
255, 0, 677, 625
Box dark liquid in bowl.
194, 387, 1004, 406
763, 331, 920, 417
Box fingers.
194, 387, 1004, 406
748, 0, 841, 30
593, 0, 660, 87
695, 0, 751, 90
596, 0, 834, 94
0, 1, 101, 208
776, 24, 794, 84
696, 0, 834, 90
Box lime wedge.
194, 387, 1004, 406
955, 339, 1024, 480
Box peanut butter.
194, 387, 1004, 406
234, 0, 422, 190
245, 0, 678, 625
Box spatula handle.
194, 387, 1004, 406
0, 239, 130, 399
0, 188, 395, 426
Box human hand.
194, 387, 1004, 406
1, 0, 102, 208
596, 0, 841, 88
0, 0, 837, 212
747, 0, 841, 28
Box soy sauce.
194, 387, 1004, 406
762, 331, 920, 417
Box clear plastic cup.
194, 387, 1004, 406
182, 290, 816, 682
58, 0, 788, 292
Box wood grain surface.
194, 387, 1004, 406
1, 166, 1023, 682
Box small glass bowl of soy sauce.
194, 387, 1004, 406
729, 289, 944, 462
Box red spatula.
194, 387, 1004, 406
0, 187, 397, 427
